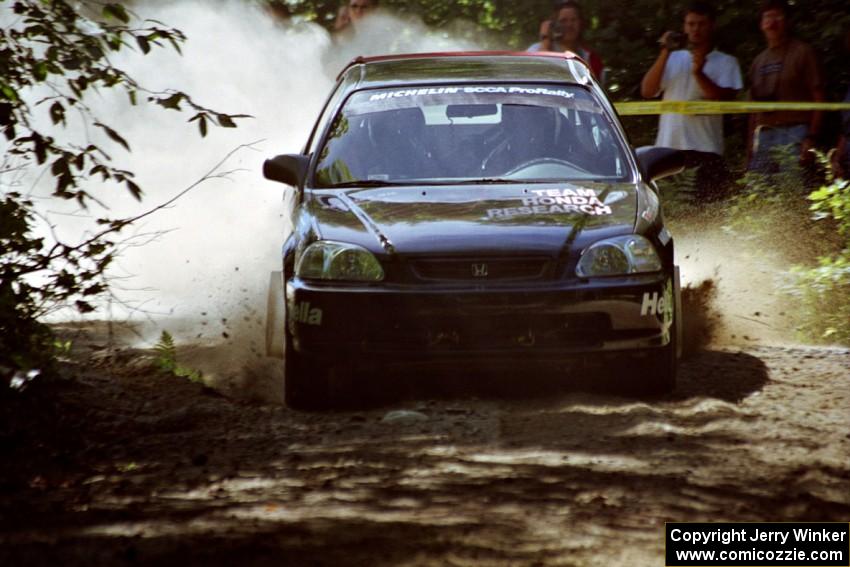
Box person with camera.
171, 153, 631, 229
640, 1, 742, 201
528, 2, 604, 84
747, 0, 824, 173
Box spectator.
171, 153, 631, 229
347, 0, 375, 23
529, 2, 604, 83
334, 5, 351, 33
527, 19, 553, 52
555, 1, 604, 82
830, 25, 850, 179
640, 1, 742, 201
747, 0, 825, 173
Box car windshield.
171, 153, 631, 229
314, 84, 632, 187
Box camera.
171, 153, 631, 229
548, 19, 565, 46
663, 31, 685, 50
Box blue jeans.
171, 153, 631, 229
749, 124, 808, 173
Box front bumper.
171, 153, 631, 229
285, 273, 675, 360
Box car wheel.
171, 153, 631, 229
635, 278, 680, 396
265, 271, 285, 358
639, 332, 677, 395
283, 326, 332, 410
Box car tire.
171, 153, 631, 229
283, 326, 332, 410
267, 269, 332, 409
635, 277, 680, 396
639, 333, 677, 395
265, 271, 285, 358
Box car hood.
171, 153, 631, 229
306, 182, 641, 256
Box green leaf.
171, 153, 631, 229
51, 157, 69, 177
107, 35, 123, 52
125, 179, 142, 201
90, 165, 111, 180
94, 122, 130, 151
1, 85, 20, 102
154, 331, 177, 372
75, 300, 96, 314
167, 35, 183, 55
136, 35, 151, 54
102, 3, 130, 23
217, 114, 236, 128
33, 62, 48, 82
33, 134, 47, 164
83, 283, 105, 296
157, 93, 184, 110
49, 102, 65, 125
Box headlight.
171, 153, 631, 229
296, 240, 384, 282
576, 235, 661, 277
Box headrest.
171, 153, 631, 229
369, 107, 425, 139
502, 105, 555, 140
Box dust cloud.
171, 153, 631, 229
674, 215, 801, 352
23, 1, 481, 399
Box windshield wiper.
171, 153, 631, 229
454, 177, 604, 184
322, 180, 420, 188
322, 178, 529, 188
448, 178, 518, 185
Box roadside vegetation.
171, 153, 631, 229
723, 152, 850, 344
0, 0, 245, 385
787, 175, 850, 344
660, 148, 850, 345
153, 330, 203, 383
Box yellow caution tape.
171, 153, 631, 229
614, 100, 850, 116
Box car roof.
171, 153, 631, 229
338, 51, 593, 90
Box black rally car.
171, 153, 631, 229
264, 51, 685, 408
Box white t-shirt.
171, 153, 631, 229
655, 49, 743, 155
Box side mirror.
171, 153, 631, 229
635, 146, 685, 182
263, 154, 310, 187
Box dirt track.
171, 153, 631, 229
1, 335, 848, 566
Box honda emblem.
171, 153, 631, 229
471, 263, 488, 277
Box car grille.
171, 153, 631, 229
410, 257, 549, 281
362, 312, 612, 351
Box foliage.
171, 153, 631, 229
785, 176, 850, 343
655, 166, 698, 217
726, 146, 814, 241
712, 145, 850, 344
0, 0, 245, 375
723, 146, 850, 344
787, 252, 850, 343
153, 331, 203, 383
809, 177, 850, 236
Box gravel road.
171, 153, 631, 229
2, 333, 848, 566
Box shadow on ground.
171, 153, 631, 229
8, 342, 838, 567
335, 347, 770, 408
